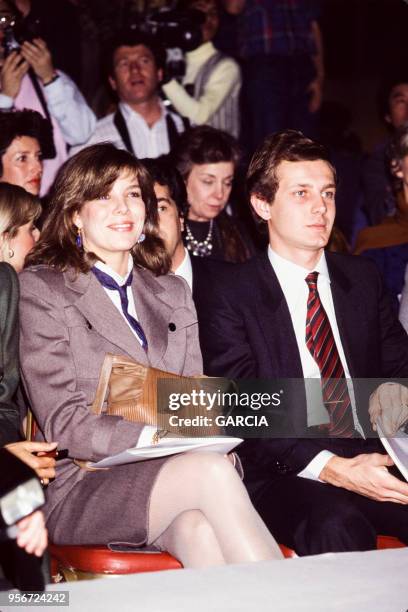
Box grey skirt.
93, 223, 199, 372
46, 456, 170, 547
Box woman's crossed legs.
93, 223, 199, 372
148, 452, 283, 568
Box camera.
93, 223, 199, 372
0, 449, 44, 531
131, 7, 204, 80
2, 13, 41, 57
0, 449, 46, 591
143, 8, 204, 52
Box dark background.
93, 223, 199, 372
320, 0, 408, 150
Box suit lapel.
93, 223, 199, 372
255, 252, 304, 378
131, 268, 171, 367
63, 270, 148, 364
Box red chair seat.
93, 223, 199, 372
50, 543, 182, 580
279, 535, 406, 558
279, 544, 298, 558
376, 535, 406, 550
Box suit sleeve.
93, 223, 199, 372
0, 264, 22, 446
19, 272, 146, 462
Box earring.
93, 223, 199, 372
137, 233, 146, 244
75, 228, 82, 248
8, 248, 14, 258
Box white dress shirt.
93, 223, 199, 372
71, 99, 185, 158
268, 247, 363, 481
174, 248, 193, 291
94, 257, 156, 447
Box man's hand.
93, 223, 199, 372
20, 38, 55, 84
308, 77, 323, 113
16, 510, 47, 556
5, 440, 58, 485
319, 453, 408, 504
0, 51, 28, 98
369, 382, 408, 434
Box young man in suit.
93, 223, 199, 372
197, 129, 408, 554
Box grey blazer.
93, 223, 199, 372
0, 262, 21, 446
18, 264, 203, 534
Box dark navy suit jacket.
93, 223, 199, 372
195, 250, 408, 498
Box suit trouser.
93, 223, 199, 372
253, 472, 408, 556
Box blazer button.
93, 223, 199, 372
168, 322, 176, 332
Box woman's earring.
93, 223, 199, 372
137, 233, 146, 244
75, 228, 82, 249
8, 248, 14, 258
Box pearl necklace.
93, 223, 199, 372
185, 219, 214, 257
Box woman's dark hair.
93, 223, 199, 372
0, 110, 44, 176
141, 156, 188, 217
26, 144, 170, 275
175, 127, 250, 263
175, 125, 240, 181
389, 122, 408, 162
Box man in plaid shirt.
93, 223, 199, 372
224, 0, 324, 152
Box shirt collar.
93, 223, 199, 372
268, 246, 330, 306
174, 248, 193, 291
94, 255, 133, 287
119, 99, 165, 124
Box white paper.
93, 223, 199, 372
88, 437, 243, 469
377, 422, 408, 482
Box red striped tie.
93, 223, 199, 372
305, 272, 354, 437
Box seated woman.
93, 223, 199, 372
19, 143, 282, 567
0, 111, 44, 196
175, 126, 254, 263
354, 124, 408, 309
0, 183, 56, 487
0, 262, 53, 591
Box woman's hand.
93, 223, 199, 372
5, 441, 58, 485
16, 510, 48, 556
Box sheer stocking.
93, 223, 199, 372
148, 452, 283, 568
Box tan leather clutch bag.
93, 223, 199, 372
90, 353, 222, 437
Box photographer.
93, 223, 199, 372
162, 0, 241, 138
0, 1, 96, 195
71, 30, 186, 159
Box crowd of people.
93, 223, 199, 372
0, 0, 408, 593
